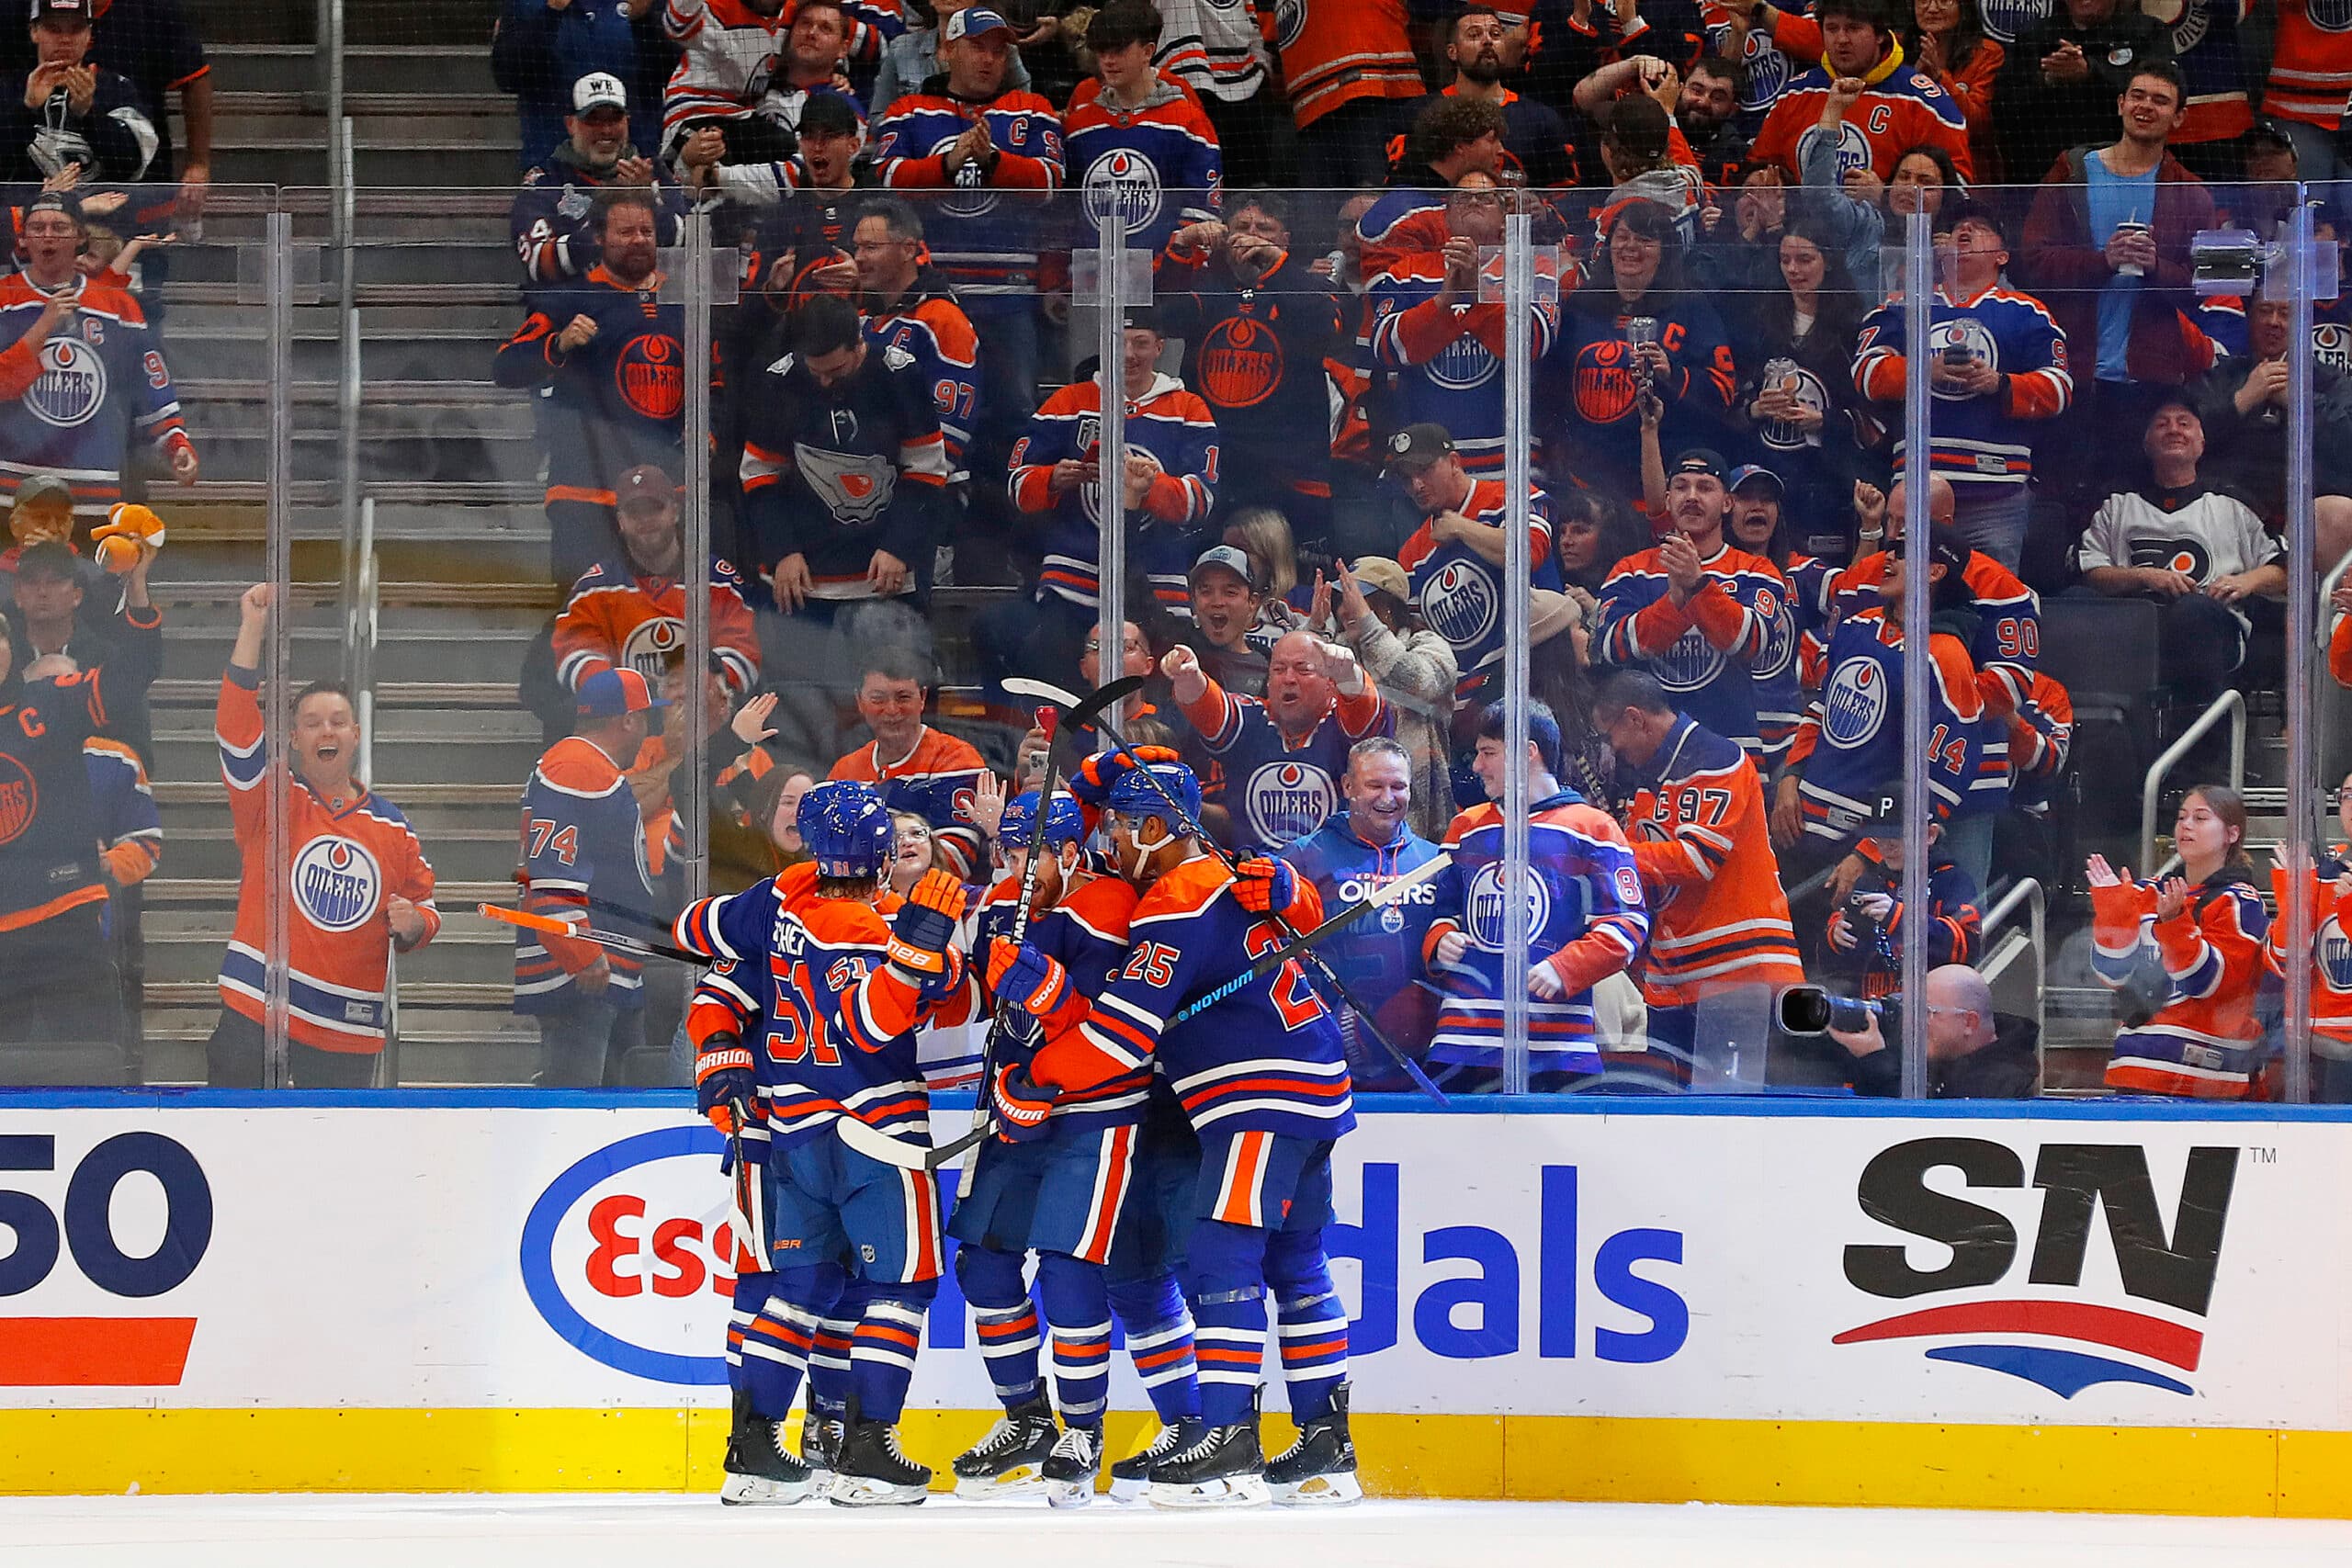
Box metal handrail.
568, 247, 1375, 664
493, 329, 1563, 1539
1976, 877, 2046, 1089
332, 118, 360, 681
2141, 689, 2248, 871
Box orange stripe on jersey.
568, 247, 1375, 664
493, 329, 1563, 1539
1216, 1130, 1270, 1226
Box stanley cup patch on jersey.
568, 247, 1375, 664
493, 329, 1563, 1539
795, 440, 899, 525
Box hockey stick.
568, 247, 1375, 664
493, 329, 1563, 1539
1168, 849, 1453, 1026
1007, 676, 1452, 1106
478, 901, 705, 965
724, 1109, 767, 1266
831, 674, 1148, 1173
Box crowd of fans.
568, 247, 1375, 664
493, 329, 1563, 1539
8, 0, 2352, 1101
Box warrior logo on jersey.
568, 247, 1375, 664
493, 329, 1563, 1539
291, 835, 383, 932
25, 338, 107, 429
1419, 559, 1499, 649
1197, 316, 1283, 409
615, 333, 684, 422
1464, 861, 1555, 952
2127, 536, 2212, 580
1244, 760, 1337, 846
1795, 121, 1873, 181
1083, 149, 1165, 236
1977, 0, 2052, 40
1823, 658, 1890, 747
1927, 319, 1999, 400
620, 615, 686, 680
0, 753, 33, 845
1571, 340, 1643, 426
1275, 0, 1307, 50
1658, 624, 1728, 691
2314, 322, 2352, 374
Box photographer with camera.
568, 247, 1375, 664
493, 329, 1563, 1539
1822, 794, 1981, 1005
1794, 964, 2038, 1099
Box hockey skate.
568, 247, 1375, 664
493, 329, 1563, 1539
830, 1398, 932, 1506
1042, 1421, 1102, 1508
1145, 1397, 1270, 1509
1266, 1382, 1363, 1506
719, 1391, 821, 1506
1109, 1417, 1203, 1504
802, 1410, 845, 1490
948, 1396, 1057, 1499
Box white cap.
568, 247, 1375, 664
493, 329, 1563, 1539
572, 72, 628, 114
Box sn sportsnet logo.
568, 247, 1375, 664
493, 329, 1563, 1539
1836, 1138, 2235, 1398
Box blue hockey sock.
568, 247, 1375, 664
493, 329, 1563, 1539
807, 1312, 856, 1421
726, 1269, 771, 1397
737, 1263, 842, 1421
956, 1243, 1043, 1408
842, 1279, 937, 1427
1108, 1270, 1201, 1424
1183, 1219, 1270, 1428
1037, 1252, 1112, 1425
1267, 1229, 1350, 1425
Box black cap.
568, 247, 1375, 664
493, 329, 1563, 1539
28, 0, 92, 23
1890, 520, 1970, 572
1668, 447, 1727, 479
797, 91, 862, 140
2248, 118, 2297, 151
1384, 423, 1457, 471
22, 189, 78, 224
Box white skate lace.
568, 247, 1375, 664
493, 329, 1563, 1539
1050, 1425, 1099, 1463
969, 1415, 1028, 1458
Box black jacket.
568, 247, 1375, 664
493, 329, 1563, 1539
1848, 1010, 2041, 1098
1994, 11, 2173, 186
0, 64, 157, 184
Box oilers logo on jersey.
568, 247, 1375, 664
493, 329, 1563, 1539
1426, 329, 1501, 391
1978, 0, 2051, 41
1081, 148, 1164, 236
1194, 317, 1283, 410
1246, 760, 1339, 847
27, 336, 107, 428
614, 334, 684, 422
1755, 590, 1800, 683
1927, 318, 2001, 401
1275, 0, 1306, 50
1569, 340, 1645, 427
618, 615, 687, 680
1796, 120, 1873, 179
925, 133, 1005, 218
1822, 659, 1890, 747
2314, 322, 2352, 372
1465, 862, 1554, 951
2322, 921, 2352, 989
1419, 559, 1499, 649
292, 836, 382, 933
794, 439, 899, 524
1657, 625, 1729, 693
1757, 364, 1830, 450
0, 754, 33, 841
1729, 21, 1792, 107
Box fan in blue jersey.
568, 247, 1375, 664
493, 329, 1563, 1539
945, 789, 1207, 1506
671, 779, 983, 1506
509, 73, 687, 288
1422, 700, 1651, 1090
1280, 736, 1447, 1087
1065, 2, 1223, 259
999, 755, 1363, 1507
1597, 448, 1795, 768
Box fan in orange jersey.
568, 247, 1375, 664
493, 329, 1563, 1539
826, 648, 992, 881
210, 584, 439, 1088
1591, 669, 1803, 1089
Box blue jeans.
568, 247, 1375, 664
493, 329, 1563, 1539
1951, 481, 2031, 573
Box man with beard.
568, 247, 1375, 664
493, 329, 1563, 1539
849, 198, 982, 481
1164, 629, 1392, 857
1390, 6, 1577, 189
495, 189, 695, 583
738, 292, 950, 621
1747, 0, 1973, 181
512, 73, 686, 288
1279, 736, 1446, 1084
1161, 193, 1346, 561
1671, 54, 1749, 186
2191, 296, 2352, 557
1597, 448, 1795, 769
550, 463, 762, 700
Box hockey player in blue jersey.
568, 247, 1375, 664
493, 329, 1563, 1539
994, 755, 1361, 1507
948, 789, 1205, 1506
1423, 700, 1651, 1090
673, 779, 979, 1506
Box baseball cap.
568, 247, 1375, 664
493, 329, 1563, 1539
1383, 423, 1457, 472
944, 6, 1012, 41
2248, 118, 2297, 152
1669, 447, 1727, 479
616, 463, 676, 512
571, 72, 628, 114
14, 473, 72, 509
21, 189, 77, 226
1190, 544, 1259, 591
797, 91, 863, 141
1347, 556, 1409, 603
1727, 463, 1785, 496
28, 0, 92, 24
1888, 520, 1970, 573
576, 667, 671, 717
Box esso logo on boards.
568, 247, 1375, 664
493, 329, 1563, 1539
520, 1126, 741, 1386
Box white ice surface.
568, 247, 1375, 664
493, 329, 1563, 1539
6, 1496, 2352, 1568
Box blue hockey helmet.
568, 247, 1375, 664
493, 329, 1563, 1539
1000, 789, 1087, 852
1102, 759, 1202, 829
796, 779, 894, 878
